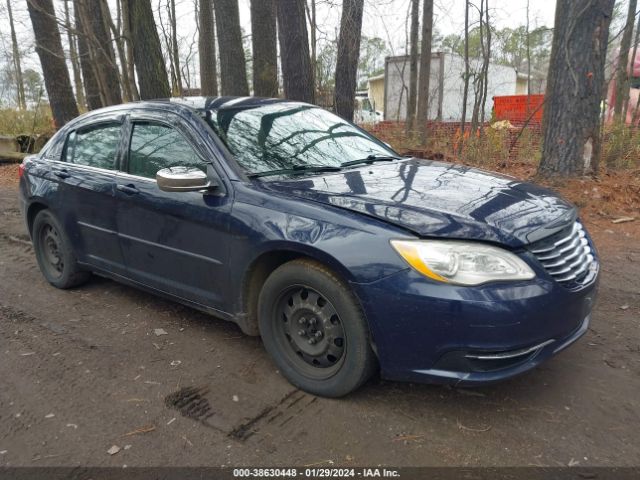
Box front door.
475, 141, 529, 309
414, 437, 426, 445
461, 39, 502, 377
114, 115, 233, 309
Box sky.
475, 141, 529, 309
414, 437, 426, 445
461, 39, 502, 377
0, 0, 558, 101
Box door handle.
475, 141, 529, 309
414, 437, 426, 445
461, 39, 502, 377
53, 169, 70, 179
117, 184, 140, 195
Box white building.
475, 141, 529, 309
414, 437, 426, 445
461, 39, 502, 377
382, 52, 520, 122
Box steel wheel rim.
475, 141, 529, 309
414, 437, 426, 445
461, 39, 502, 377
39, 223, 64, 279
273, 285, 346, 379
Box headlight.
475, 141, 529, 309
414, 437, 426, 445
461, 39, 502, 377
390, 239, 535, 286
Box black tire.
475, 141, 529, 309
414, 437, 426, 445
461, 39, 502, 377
258, 259, 376, 397
32, 210, 90, 289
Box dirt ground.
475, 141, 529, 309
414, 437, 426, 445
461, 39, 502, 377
0, 163, 639, 467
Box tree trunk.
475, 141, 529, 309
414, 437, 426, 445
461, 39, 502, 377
251, 0, 278, 97
305, 0, 317, 96
277, 0, 314, 103
405, 0, 420, 134
7, 0, 27, 110
214, 0, 249, 96
120, 0, 139, 100
538, 0, 614, 177
334, 0, 365, 121
74, 1, 102, 110
63, 0, 85, 109
104, 0, 133, 102
458, 0, 470, 153
27, 0, 78, 127
75, 0, 122, 106
169, 0, 183, 95
479, 0, 491, 131
613, 0, 637, 121
416, 0, 433, 144
199, 0, 218, 96
126, 0, 171, 99
470, 0, 485, 133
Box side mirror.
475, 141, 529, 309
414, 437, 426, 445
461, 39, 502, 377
156, 166, 214, 192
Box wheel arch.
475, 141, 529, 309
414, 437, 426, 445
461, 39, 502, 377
26, 200, 49, 238
236, 243, 357, 337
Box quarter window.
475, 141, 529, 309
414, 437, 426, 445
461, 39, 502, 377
128, 122, 205, 179
64, 123, 121, 170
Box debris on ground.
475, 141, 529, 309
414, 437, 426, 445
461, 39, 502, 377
123, 424, 155, 437
611, 217, 635, 224
232, 395, 239, 402
392, 434, 425, 442
620, 304, 630, 310
457, 420, 492, 433
44, 413, 55, 419
170, 360, 181, 367
107, 445, 120, 456
153, 328, 168, 336
66, 423, 78, 429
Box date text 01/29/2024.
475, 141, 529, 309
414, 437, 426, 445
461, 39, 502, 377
232, 468, 400, 478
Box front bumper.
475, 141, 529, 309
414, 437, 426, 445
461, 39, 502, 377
352, 264, 598, 386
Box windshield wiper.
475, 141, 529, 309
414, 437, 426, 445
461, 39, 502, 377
248, 164, 343, 178
340, 154, 402, 168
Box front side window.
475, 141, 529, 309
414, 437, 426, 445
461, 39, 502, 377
207, 103, 395, 175
64, 123, 121, 170
128, 122, 206, 179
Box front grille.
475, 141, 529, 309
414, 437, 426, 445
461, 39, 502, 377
529, 221, 598, 288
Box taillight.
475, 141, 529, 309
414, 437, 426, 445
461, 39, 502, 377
18, 162, 26, 178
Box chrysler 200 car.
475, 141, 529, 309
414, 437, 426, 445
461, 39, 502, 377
18, 97, 599, 397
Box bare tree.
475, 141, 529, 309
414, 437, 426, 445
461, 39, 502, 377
277, 0, 314, 103
26, 0, 78, 127
199, 0, 218, 96
458, 0, 470, 153
74, 1, 101, 110
305, 0, 317, 95
470, 0, 487, 133
416, 0, 433, 143
613, 0, 637, 121
214, 0, 249, 96
168, 0, 183, 95
334, 0, 365, 120
479, 0, 491, 130
75, 0, 122, 106
538, 0, 615, 177
405, 0, 420, 133
120, 0, 139, 100
251, 0, 278, 97
126, 0, 171, 99
62, 0, 85, 109
103, 0, 134, 102
7, 0, 26, 109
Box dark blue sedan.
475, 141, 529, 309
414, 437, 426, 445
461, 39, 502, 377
18, 97, 599, 397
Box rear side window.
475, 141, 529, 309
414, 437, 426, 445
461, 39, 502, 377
128, 122, 205, 179
64, 123, 121, 170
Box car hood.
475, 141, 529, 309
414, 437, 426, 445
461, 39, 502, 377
262, 158, 576, 247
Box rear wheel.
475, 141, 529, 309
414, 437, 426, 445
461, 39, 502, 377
258, 259, 376, 397
32, 210, 90, 289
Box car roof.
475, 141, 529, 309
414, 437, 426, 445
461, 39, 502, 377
66, 96, 311, 128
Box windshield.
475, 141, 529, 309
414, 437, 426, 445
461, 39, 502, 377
206, 103, 396, 176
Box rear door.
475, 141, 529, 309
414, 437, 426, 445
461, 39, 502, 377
54, 118, 126, 275
114, 112, 233, 309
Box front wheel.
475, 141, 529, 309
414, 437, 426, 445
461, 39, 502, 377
258, 259, 376, 397
32, 210, 90, 289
